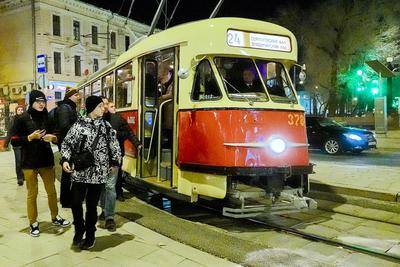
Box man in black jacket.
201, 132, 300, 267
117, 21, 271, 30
57, 87, 81, 208
99, 98, 141, 231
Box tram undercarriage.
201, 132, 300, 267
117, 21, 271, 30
223, 171, 317, 218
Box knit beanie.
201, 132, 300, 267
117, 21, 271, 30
64, 87, 79, 99
85, 95, 103, 114
29, 90, 46, 106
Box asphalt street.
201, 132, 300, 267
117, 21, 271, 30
309, 149, 400, 167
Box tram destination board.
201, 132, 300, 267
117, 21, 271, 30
227, 30, 291, 52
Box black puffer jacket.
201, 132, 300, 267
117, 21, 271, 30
10, 108, 55, 169
103, 112, 140, 155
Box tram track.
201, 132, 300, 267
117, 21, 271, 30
121, 187, 400, 265
195, 202, 400, 264
247, 216, 400, 263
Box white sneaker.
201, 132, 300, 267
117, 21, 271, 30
52, 215, 71, 227
30, 222, 40, 237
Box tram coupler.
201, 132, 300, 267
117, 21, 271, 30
266, 189, 318, 215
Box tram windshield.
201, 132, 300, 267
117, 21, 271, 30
214, 57, 297, 103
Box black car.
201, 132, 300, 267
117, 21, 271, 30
306, 116, 377, 155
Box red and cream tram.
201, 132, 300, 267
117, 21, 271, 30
78, 17, 316, 217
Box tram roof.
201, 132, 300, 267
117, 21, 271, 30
116, 17, 298, 66
80, 17, 298, 86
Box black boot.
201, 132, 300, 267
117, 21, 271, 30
72, 231, 84, 246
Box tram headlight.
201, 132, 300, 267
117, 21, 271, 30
269, 138, 286, 153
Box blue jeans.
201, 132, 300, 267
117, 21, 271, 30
100, 167, 118, 220
13, 146, 24, 183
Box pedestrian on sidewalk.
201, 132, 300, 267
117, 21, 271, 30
10, 90, 71, 237
99, 98, 141, 231
60, 95, 121, 250
6, 104, 25, 186
56, 87, 81, 208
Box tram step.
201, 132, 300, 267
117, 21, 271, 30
161, 149, 172, 162
160, 166, 171, 180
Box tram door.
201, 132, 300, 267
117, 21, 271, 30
140, 48, 176, 181
140, 59, 159, 178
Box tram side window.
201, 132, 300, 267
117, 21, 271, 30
191, 60, 221, 101
102, 72, 114, 101
116, 62, 133, 108
83, 85, 90, 99
255, 60, 297, 103
92, 79, 101, 96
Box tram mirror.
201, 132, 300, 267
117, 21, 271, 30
178, 68, 189, 79
299, 70, 306, 82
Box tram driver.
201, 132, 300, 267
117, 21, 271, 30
238, 68, 263, 93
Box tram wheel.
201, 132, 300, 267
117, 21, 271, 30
323, 138, 341, 155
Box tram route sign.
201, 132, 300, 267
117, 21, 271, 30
37, 54, 46, 73
227, 30, 291, 52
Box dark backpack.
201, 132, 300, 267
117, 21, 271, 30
48, 103, 73, 132
48, 107, 59, 130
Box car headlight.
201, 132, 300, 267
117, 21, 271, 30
344, 133, 362, 141
269, 138, 286, 153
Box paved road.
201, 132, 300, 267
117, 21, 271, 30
309, 149, 400, 167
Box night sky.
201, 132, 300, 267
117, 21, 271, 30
81, 0, 314, 28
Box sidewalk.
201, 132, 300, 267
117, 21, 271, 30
375, 129, 400, 150
0, 150, 239, 267
308, 129, 400, 223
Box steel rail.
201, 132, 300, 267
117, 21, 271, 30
248, 217, 400, 263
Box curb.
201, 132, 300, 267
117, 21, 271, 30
309, 181, 399, 202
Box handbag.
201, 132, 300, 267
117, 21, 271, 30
71, 126, 101, 171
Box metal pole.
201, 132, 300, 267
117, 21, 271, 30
31, 0, 37, 90
210, 0, 224, 18
148, 0, 167, 36
106, 13, 113, 64
293, 66, 296, 90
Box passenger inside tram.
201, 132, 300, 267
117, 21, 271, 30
157, 63, 174, 149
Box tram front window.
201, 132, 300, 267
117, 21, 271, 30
255, 60, 297, 103
215, 57, 268, 102
214, 57, 297, 104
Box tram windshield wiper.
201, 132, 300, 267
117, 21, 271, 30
221, 77, 254, 105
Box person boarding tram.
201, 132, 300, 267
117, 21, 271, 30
99, 97, 141, 232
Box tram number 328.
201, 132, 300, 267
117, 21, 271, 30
288, 113, 305, 127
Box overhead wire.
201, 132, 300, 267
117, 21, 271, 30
117, 0, 127, 15
124, 0, 136, 25
165, 0, 181, 28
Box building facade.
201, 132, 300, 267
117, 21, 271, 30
0, 0, 149, 137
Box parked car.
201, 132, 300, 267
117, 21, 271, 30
306, 116, 377, 155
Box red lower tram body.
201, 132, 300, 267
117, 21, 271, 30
178, 109, 313, 197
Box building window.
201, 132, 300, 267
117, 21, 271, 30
54, 52, 61, 74
73, 20, 80, 41
53, 15, 60, 36
92, 25, 98, 45
74, 55, 81, 76
110, 32, 116, 49
125, 36, 130, 51
93, 58, 99, 73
